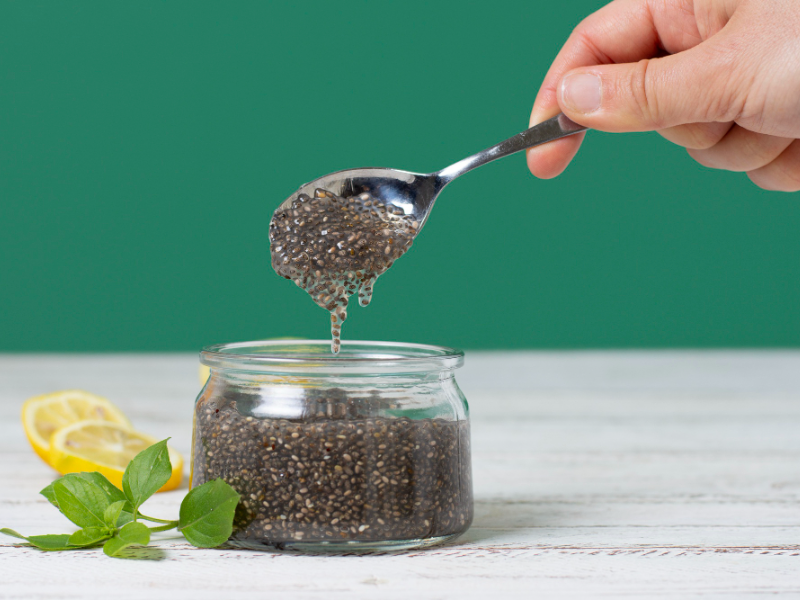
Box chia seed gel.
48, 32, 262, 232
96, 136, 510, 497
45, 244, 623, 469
269, 189, 419, 353
191, 393, 473, 549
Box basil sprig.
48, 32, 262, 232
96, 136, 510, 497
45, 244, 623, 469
1, 439, 240, 557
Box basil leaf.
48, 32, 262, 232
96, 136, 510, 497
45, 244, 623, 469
178, 479, 240, 548
1, 528, 75, 551
102, 522, 151, 557
76, 472, 130, 509
26, 534, 75, 550
68, 527, 110, 548
53, 475, 110, 529
1, 528, 28, 541
75, 473, 135, 524
122, 439, 172, 512
103, 500, 128, 529
44, 473, 132, 515
40, 482, 59, 509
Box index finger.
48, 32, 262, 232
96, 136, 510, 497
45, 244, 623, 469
527, 0, 703, 179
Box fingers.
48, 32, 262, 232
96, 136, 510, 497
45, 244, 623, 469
688, 126, 795, 172
682, 124, 798, 191
526, 126, 585, 179
539, 0, 704, 106
747, 140, 800, 192
557, 41, 745, 132
528, 0, 705, 178
658, 122, 734, 150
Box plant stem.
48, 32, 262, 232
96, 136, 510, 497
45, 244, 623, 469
138, 514, 175, 525
148, 521, 179, 533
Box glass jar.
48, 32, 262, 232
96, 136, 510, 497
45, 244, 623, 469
191, 340, 472, 552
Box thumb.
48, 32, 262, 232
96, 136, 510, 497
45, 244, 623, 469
557, 46, 741, 132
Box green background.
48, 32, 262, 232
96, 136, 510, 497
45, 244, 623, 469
1, 1, 798, 352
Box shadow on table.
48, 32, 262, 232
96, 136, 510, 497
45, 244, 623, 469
456, 497, 544, 546
210, 498, 544, 556
114, 546, 168, 561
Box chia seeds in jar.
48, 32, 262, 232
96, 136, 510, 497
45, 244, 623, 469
191, 340, 473, 552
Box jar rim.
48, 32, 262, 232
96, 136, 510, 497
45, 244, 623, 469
200, 340, 464, 374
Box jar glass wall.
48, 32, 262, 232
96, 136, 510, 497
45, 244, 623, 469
191, 340, 473, 552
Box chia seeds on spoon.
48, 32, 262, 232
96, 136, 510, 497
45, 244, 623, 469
269, 189, 419, 353
191, 390, 472, 548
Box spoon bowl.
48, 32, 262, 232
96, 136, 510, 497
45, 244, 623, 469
277, 113, 586, 232
284, 168, 440, 230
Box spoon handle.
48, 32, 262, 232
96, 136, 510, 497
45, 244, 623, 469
436, 113, 587, 184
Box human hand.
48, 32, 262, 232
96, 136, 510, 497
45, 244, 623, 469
527, 0, 800, 192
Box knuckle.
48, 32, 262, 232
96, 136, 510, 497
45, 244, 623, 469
686, 147, 718, 169
749, 176, 800, 193
747, 163, 800, 193
773, 148, 800, 191
662, 124, 722, 151
737, 135, 779, 171
775, 176, 800, 194
572, 15, 592, 38
684, 124, 726, 150
687, 137, 717, 151
571, 19, 612, 64
698, 42, 750, 122
746, 170, 775, 191
626, 59, 664, 129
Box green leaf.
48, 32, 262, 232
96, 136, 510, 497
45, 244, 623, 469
76, 473, 135, 525
178, 479, 240, 548
103, 500, 128, 529
68, 528, 110, 548
76, 472, 130, 508
53, 475, 110, 529
43, 472, 130, 506
1, 528, 27, 541
26, 534, 75, 550
1, 528, 75, 551
40, 482, 59, 509
103, 522, 151, 557
43, 473, 135, 522
122, 439, 172, 513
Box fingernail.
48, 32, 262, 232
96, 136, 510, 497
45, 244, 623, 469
561, 73, 601, 114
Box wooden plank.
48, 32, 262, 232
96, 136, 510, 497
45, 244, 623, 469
1, 352, 799, 599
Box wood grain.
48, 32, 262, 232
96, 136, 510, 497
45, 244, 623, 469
1, 352, 799, 599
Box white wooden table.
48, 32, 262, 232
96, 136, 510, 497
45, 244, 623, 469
1, 352, 799, 599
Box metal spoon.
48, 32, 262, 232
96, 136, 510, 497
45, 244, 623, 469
278, 113, 586, 232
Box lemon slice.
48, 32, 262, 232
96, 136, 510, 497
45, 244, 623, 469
199, 364, 211, 385
22, 390, 133, 462
49, 421, 183, 492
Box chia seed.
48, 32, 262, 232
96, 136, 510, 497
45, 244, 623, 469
191, 390, 472, 549
269, 189, 418, 353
